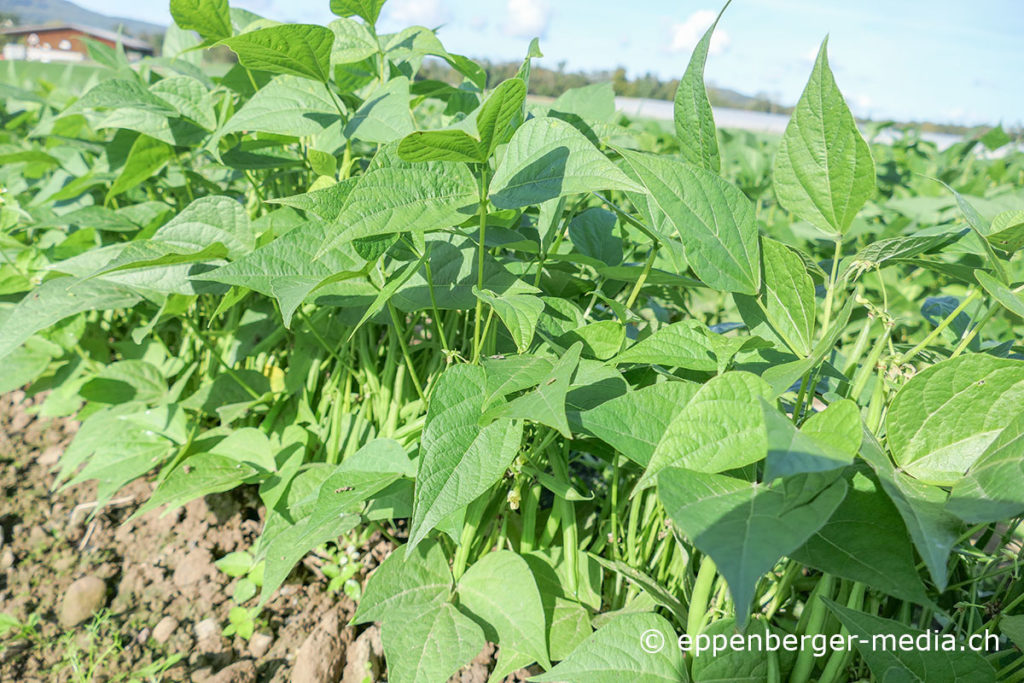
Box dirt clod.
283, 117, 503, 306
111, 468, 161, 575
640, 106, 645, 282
152, 615, 179, 644
341, 626, 384, 683
59, 575, 107, 628
209, 659, 258, 683
292, 611, 345, 683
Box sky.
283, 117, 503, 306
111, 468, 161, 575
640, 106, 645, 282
72, 0, 1024, 127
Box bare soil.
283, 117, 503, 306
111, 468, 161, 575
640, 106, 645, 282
0, 390, 390, 682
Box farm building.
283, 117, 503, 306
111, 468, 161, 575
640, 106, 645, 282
0, 23, 154, 63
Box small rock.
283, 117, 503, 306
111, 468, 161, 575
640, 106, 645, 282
293, 611, 344, 683
152, 616, 179, 644
0, 549, 15, 570
10, 410, 30, 432
209, 660, 257, 683
191, 667, 214, 683
247, 632, 273, 659
173, 548, 214, 588
342, 626, 383, 683
59, 576, 107, 628
137, 628, 151, 645
195, 617, 221, 643
38, 445, 62, 467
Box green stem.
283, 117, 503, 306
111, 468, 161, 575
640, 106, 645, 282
625, 245, 658, 309
849, 321, 893, 402
951, 303, 997, 358
472, 166, 490, 364
820, 238, 844, 336
386, 302, 425, 402
898, 288, 980, 364
182, 317, 261, 401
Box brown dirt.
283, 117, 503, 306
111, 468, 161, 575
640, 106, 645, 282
0, 391, 534, 683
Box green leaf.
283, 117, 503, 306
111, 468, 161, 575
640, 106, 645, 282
214, 551, 254, 578
72, 79, 176, 115
761, 237, 816, 357
690, 619, 788, 682
986, 209, 1024, 253
150, 76, 217, 131
138, 454, 259, 515
107, 135, 174, 201
568, 207, 622, 266
170, 0, 232, 42
196, 221, 365, 327
458, 550, 550, 674
0, 278, 141, 363
823, 599, 996, 682
80, 360, 168, 405
976, 271, 1024, 318
329, 0, 386, 25
859, 429, 961, 590
398, 130, 484, 163
409, 365, 524, 549
577, 381, 699, 467
152, 195, 253, 258
619, 149, 760, 295
791, 472, 932, 605
640, 372, 772, 489
472, 286, 544, 353
887, 354, 1024, 485
328, 17, 379, 65
531, 612, 686, 683
613, 320, 717, 372
477, 78, 527, 157
344, 77, 416, 144
259, 513, 361, 603
948, 411, 1024, 523
220, 25, 334, 82
673, 1, 729, 172
659, 467, 847, 626
318, 151, 478, 254
352, 540, 452, 623
489, 117, 642, 210
493, 343, 582, 438
58, 405, 186, 510
220, 75, 338, 138
762, 398, 858, 480
772, 39, 875, 235
382, 602, 485, 683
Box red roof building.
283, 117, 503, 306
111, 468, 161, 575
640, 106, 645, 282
0, 23, 154, 63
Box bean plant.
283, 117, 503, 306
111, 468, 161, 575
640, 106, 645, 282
1, 0, 1024, 680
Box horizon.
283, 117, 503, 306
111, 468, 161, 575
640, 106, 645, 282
64, 0, 1024, 128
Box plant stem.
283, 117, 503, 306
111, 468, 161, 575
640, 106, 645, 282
849, 320, 893, 402
898, 288, 980, 364
386, 302, 425, 402
625, 244, 658, 309
820, 237, 844, 335
472, 166, 490, 364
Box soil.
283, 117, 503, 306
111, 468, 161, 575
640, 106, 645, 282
0, 391, 524, 683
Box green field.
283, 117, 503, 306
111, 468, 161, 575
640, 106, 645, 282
2, 1, 1024, 681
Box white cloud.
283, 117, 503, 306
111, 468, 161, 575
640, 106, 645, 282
669, 9, 731, 55
506, 0, 550, 38
386, 0, 450, 27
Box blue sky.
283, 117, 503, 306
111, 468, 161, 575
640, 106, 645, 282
75, 0, 1023, 126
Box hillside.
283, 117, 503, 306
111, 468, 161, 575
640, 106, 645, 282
0, 0, 163, 37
